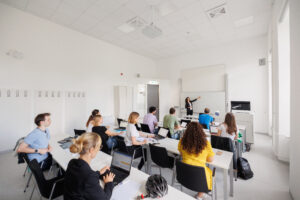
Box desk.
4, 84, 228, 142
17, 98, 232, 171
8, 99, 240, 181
148, 138, 234, 200
50, 134, 194, 200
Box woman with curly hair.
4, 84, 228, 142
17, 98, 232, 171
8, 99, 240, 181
178, 122, 215, 200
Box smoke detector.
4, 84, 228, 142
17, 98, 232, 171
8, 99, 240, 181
142, 23, 162, 38
206, 3, 227, 19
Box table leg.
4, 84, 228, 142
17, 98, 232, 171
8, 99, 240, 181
223, 169, 228, 200
230, 158, 234, 197
146, 145, 152, 174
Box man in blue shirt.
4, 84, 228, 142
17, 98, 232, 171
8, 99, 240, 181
18, 113, 53, 170
199, 108, 214, 130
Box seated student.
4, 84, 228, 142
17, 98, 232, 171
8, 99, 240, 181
217, 112, 238, 140
178, 122, 215, 200
199, 108, 214, 130
163, 107, 181, 139
143, 106, 158, 134
125, 112, 154, 170
64, 132, 115, 200
86, 109, 100, 132
17, 113, 53, 170
92, 115, 123, 150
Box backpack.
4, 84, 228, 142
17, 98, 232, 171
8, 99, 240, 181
237, 157, 253, 180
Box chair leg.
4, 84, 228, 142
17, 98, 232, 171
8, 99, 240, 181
141, 148, 146, 172
159, 167, 162, 175
24, 173, 32, 193
49, 183, 57, 200
180, 185, 183, 191
171, 167, 176, 186
29, 183, 36, 200
23, 165, 28, 177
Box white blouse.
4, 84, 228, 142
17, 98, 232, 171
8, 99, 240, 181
125, 123, 139, 146
219, 124, 236, 140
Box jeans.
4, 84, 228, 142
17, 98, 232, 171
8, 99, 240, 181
171, 132, 180, 140
106, 137, 117, 149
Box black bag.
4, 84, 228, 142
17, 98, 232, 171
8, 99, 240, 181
237, 157, 253, 180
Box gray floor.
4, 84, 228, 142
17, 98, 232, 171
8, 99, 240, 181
0, 133, 292, 200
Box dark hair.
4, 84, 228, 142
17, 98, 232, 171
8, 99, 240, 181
34, 113, 51, 126
224, 113, 237, 135
185, 97, 190, 104
86, 109, 100, 127
149, 106, 156, 113
180, 122, 207, 155
204, 108, 210, 114
169, 107, 176, 114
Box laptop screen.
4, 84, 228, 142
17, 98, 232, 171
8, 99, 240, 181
111, 152, 132, 172
210, 126, 218, 134
120, 121, 128, 128
158, 128, 168, 137
181, 122, 187, 128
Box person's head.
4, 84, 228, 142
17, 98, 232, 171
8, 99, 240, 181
180, 122, 207, 155
169, 107, 176, 115
149, 106, 157, 114
128, 112, 140, 124
34, 113, 51, 127
224, 113, 237, 135
70, 132, 102, 159
86, 109, 100, 127
185, 97, 190, 103
204, 108, 210, 114
93, 115, 103, 126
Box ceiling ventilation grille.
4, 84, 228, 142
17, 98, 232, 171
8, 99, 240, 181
127, 17, 146, 29
206, 3, 227, 19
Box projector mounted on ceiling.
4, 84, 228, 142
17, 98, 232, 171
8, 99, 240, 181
142, 23, 162, 39
206, 3, 227, 19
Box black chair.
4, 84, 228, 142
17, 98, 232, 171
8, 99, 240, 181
28, 159, 64, 200
23, 154, 33, 193
117, 118, 123, 127
135, 123, 141, 131
149, 144, 176, 185
141, 123, 151, 133
115, 138, 146, 171
74, 129, 85, 136
211, 135, 237, 180
200, 123, 208, 129
176, 160, 216, 200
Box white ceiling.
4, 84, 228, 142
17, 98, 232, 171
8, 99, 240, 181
0, 0, 273, 59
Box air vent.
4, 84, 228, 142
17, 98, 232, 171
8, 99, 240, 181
127, 16, 146, 29
206, 3, 227, 19
142, 23, 162, 39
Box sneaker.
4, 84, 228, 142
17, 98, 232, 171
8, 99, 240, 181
202, 193, 211, 200
194, 194, 203, 200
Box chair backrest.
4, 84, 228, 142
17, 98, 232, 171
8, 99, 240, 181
28, 159, 51, 197
149, 144, 173, 168
74, 129, 85, 136
116, 137, 129, 154
210, 135, 234, 152
200, 123, 208, 129
141, 123, 151, 133
176, 160, 209, 193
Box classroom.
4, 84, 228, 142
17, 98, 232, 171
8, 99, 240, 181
0, 0, 299, 200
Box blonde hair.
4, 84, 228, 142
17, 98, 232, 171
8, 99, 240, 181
128, 112, 139, 124
93, 115, 102, 126
70, 132, 102, 155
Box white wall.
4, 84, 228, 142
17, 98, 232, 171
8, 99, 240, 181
0, 3, 159, 150
157, 36, 269, 134
289, 0, 300, 198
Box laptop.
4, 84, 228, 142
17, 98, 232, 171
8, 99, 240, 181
109, 151, 133, 185
210, 126, 219, 134
181, 121, 187, 128
118, 121, 128, 130
154, 128, 169, 140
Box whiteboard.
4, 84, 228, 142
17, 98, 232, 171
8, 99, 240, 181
181, 65, 225, 92
180, 92, 226, 121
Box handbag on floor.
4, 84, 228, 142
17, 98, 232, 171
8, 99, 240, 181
237, 157, 254, 180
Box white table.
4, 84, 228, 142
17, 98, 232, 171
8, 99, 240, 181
50, 134, 194, 200
149, 138, 234, 200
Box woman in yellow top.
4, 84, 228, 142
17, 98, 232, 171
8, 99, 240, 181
178, 122, 215, 200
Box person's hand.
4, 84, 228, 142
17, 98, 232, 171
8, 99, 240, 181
103, 172, 115, 184
198, 96, 201, 99
119, 131, 125, 135
99, 166, 110, 175
48, 145, 53, 152
149, 134, 155, 138
106, 126, 110, 129
38, 148, 48, 155
143, 139, 147, 144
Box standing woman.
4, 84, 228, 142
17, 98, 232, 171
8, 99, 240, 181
178, 122, 214, 200
185, 96, 201, 116
86, 109, 100, 132
64, 132, 115, 200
